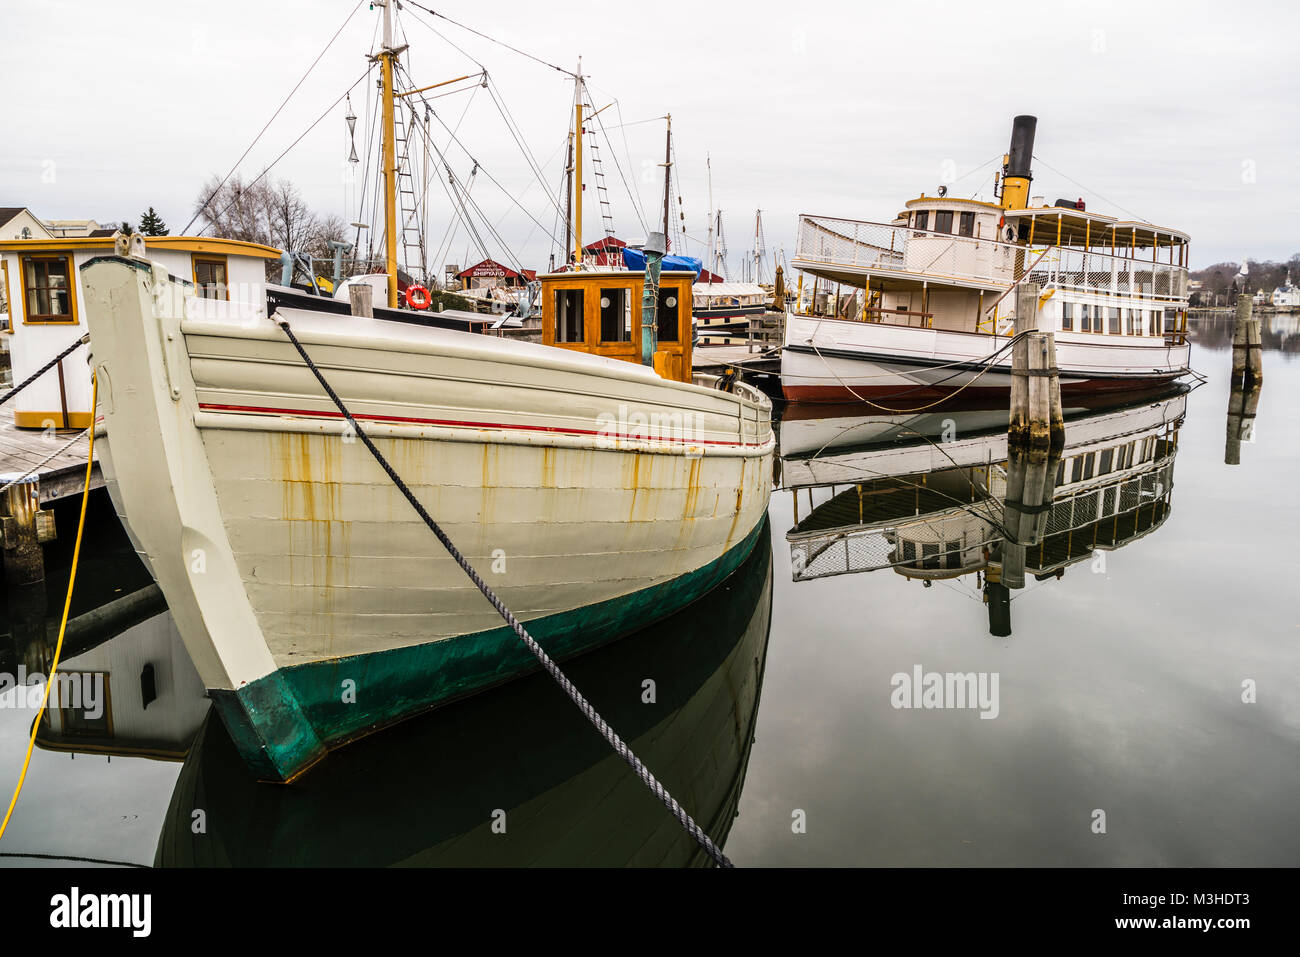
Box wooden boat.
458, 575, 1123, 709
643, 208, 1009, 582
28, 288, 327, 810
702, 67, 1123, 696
782, 116, 1193, 401
78, 4, 772, 783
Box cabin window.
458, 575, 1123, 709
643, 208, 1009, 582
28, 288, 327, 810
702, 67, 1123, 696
1163, 308, 1177, 334
1079, 304, 1091, 332
921, 542, 940, 569
20, 255, 76, 323
1070, 457, 1084, 483
56, 672, 112, 735
1108, 307, 1120, 334
913, 211, 929, 231
1124, 308, 1135, 335
599, 287, 632, 342
0, 261, 10, 332
657, 287, 680, 342
1098, 448, 1114, 475
554, 288, 584, 342
902, 540, 916, 562
1055, 458, 1066, 485
1082, 453, 1096, 480
193, 256, 229, 300
934, 211, 954, 233
1148, 310, 1159, 336
1061, 302, 1073, 331
958, 212, 975, 237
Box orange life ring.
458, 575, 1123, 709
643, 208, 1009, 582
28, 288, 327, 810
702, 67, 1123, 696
405, 285, 431, 310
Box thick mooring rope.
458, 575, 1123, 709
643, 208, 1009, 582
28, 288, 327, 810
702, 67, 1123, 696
276, 319, 734, 867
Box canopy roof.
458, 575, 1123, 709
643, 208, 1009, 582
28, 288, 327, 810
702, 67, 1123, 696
1002, 207, 1188, 248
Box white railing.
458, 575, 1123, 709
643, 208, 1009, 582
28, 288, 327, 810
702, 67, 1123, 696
793, 214, 1188, 304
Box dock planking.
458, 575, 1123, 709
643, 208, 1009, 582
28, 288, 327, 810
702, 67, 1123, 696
0, 406, 102, 503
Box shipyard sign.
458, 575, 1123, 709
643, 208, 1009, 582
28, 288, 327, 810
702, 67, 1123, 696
460, 261, 512, 279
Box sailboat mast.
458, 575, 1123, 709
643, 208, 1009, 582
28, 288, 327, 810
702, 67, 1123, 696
704, 154, 713, 284
563, 129, 574, 265
573, 62, 583, 267
661, 113, 672, 250
379, 0, 400, 308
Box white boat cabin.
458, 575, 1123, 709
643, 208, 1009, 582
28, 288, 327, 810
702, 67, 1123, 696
0, 236, 279, 428
792, 197, 1191, 344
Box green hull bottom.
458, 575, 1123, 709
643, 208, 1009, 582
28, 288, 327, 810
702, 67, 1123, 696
210, 519, 767, 782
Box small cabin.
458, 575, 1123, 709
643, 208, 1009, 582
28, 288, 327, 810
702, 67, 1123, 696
0, 235, 280, 428
540, 268, 694, 382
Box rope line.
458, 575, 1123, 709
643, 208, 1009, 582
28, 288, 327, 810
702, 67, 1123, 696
275, 320, 734, 868
0, 375, 97, 843
806, 330, 1030, 413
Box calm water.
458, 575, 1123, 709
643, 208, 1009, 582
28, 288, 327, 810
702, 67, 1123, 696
1, 313, 1297, 867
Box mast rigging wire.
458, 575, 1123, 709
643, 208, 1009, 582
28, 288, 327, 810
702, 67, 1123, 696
183, 0, 368, 234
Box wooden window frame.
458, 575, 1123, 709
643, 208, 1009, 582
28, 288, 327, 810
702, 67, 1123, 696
934, 210, 954, 234
913, 211, 929, 232
1060, 301, 1073, 331
192, 255, 230, 301
958, 211, 975, 237
0, 260, 11, 333
20, 254, 78, 325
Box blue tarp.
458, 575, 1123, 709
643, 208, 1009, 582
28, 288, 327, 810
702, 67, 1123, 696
620, 247, 702, 278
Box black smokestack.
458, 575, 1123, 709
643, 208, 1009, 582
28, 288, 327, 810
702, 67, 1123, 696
1007, 115, 1037, 180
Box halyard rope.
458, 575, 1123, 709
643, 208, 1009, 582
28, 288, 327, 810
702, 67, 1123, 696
276, 319, 734, 868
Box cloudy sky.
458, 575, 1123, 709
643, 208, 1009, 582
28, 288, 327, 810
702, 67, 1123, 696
3, 0, 1296, 273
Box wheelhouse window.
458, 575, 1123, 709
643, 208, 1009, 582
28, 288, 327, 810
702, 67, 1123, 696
1061, 302, 1073, 331
599, 287, 632, 343
1108, 307, 1121, 334
913, 211, 929, 232
554, 288, 584, 342
193, 257, 228, 300
958, 211, 975, 237
657, 286, 680, 342
934, 211, 954, 233
21, 255, 76, 323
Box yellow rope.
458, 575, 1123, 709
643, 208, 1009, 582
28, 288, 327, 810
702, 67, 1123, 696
0, 373, 97, 843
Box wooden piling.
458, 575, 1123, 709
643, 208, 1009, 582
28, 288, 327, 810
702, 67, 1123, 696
0, 475, 56, 587
1231, 293, 1262, 385
1224, 381, 1261, 466
350, 282, 375, 318
1009, 282, 1063, 451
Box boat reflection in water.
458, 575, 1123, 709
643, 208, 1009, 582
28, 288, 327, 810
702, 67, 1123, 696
780, 389, 1186, 635
154, 525, 772, 866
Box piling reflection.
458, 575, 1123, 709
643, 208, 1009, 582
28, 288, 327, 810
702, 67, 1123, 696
154, 526, 773, 867
781, 389, 1186, 636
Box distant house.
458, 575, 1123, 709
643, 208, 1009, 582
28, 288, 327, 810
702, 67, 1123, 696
44, 219, 107, 238
0, 207, 55, 241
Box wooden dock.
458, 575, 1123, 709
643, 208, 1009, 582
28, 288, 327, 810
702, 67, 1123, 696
0, 407, 102, 503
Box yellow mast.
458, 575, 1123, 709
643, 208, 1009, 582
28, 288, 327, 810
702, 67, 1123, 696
379, 0, 400, 308
573, 61, 583, 267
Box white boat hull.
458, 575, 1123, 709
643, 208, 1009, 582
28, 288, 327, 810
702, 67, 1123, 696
781, 314, 1190, 402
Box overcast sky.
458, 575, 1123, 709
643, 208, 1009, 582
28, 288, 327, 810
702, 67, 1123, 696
3, 0, 1296, 273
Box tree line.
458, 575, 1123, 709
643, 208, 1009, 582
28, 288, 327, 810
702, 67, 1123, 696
1190, 254, 1300, 305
